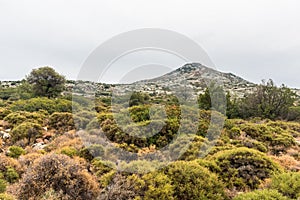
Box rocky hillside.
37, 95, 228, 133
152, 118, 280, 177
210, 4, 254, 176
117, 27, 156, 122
67, 63, 258, 98
133, 63, 256, 98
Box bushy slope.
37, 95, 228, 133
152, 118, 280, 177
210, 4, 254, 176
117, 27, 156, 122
0, 95, 300, 199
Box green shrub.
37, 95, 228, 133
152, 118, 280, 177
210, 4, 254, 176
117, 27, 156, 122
86, 118, 100, 130
0, 178, 7, 193
92, 159, 116, 177
164, 161, 228, 200
0, 108, 12, 120
99, 171, 116, 188
59, 146, 78, 158
4, 112, 26, 126
5, 167, 19, 183
128, 105, 150, 122
227, 126, 242, 138
4, 111, 45, 127
11, 122, 42, 144
7, 146, 26, 158
0, 155, 22, 181
237, 122, 295, 154
233, 139, 268, 153
79, 144, 105, 161
195, 159, 221, 173
10, 97, 75, 114
0, 193, 16, 200
97, 112, 114, 124
0, 87, 19, 101
209, 147, 282, 190
141, 172, 175, 200
73, 116, 90, 130
73, 111, 97, 130
197, 110, 212, 137
48, 112, 75, 132
121, 160, 164, 174
287, 106, 300, 121
233, 189, 288, 200
269, 172, 300, 199
168, 135, 209, 160
72, 95, 94, 108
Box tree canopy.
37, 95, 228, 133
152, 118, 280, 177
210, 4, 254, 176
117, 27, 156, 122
240, 79, 296, 119
26, 66, 66, 98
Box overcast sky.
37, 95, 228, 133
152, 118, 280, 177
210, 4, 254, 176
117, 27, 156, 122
0, 0, 300, 87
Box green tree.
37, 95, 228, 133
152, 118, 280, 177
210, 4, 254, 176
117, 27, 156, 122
26, 67, 66, 98
240, 79, 296, 119
129, 92, 150, 107
198, 82, 227, 114
225, 92, 240, 119
287, 106, 300, 121
17, 80, 34, 99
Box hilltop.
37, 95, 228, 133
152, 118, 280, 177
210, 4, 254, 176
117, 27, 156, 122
133, 63, 256, 98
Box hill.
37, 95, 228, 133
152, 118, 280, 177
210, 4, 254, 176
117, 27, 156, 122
0, 65, 300, 199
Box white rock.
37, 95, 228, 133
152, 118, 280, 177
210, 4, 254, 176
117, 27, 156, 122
2, 132, 10, 139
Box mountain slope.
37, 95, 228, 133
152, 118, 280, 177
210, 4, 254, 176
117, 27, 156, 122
132, 63, 256, 98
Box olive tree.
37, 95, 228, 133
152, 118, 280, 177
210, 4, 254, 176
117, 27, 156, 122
26, 66, 66, 98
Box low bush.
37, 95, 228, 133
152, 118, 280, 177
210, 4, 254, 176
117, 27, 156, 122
59, 146, 78, 158
140, 171, 175, 200
0, 193, 15, 200
98, 173, 139, 199
7, 146, 26, 158
164, 161, 228, 200
287, 106, 300, 121
209, 147, 282, 191
121, 160, 164, 174
0, 155, 22, 183
86, 117, 100, 130
92, 159, 116, 177
232, 139, 268, 153
0, 178, 7, 193
223, 120, 297, 155
233, 189, 288, 200
9, 97, 75, 114
5, 167, 19, 183
269, 172, 300, 199
48, 112, 75, 132
11, 122, 42, 144
18, 153, 42, 169
0, 108, 12, 120
168, 135, 209, 160
4, 111, 45, 127
17, 153, 100, 200
271, 155, 300, 171
79, 144, 105, 161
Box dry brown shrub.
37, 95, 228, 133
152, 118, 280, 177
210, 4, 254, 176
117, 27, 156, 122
45, 134, 83, 152
18, 152, 43, 169
271, 154, 300, 171
287, 146, 300, 161
0, 154, 23, 174
17, 153, 100, 200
